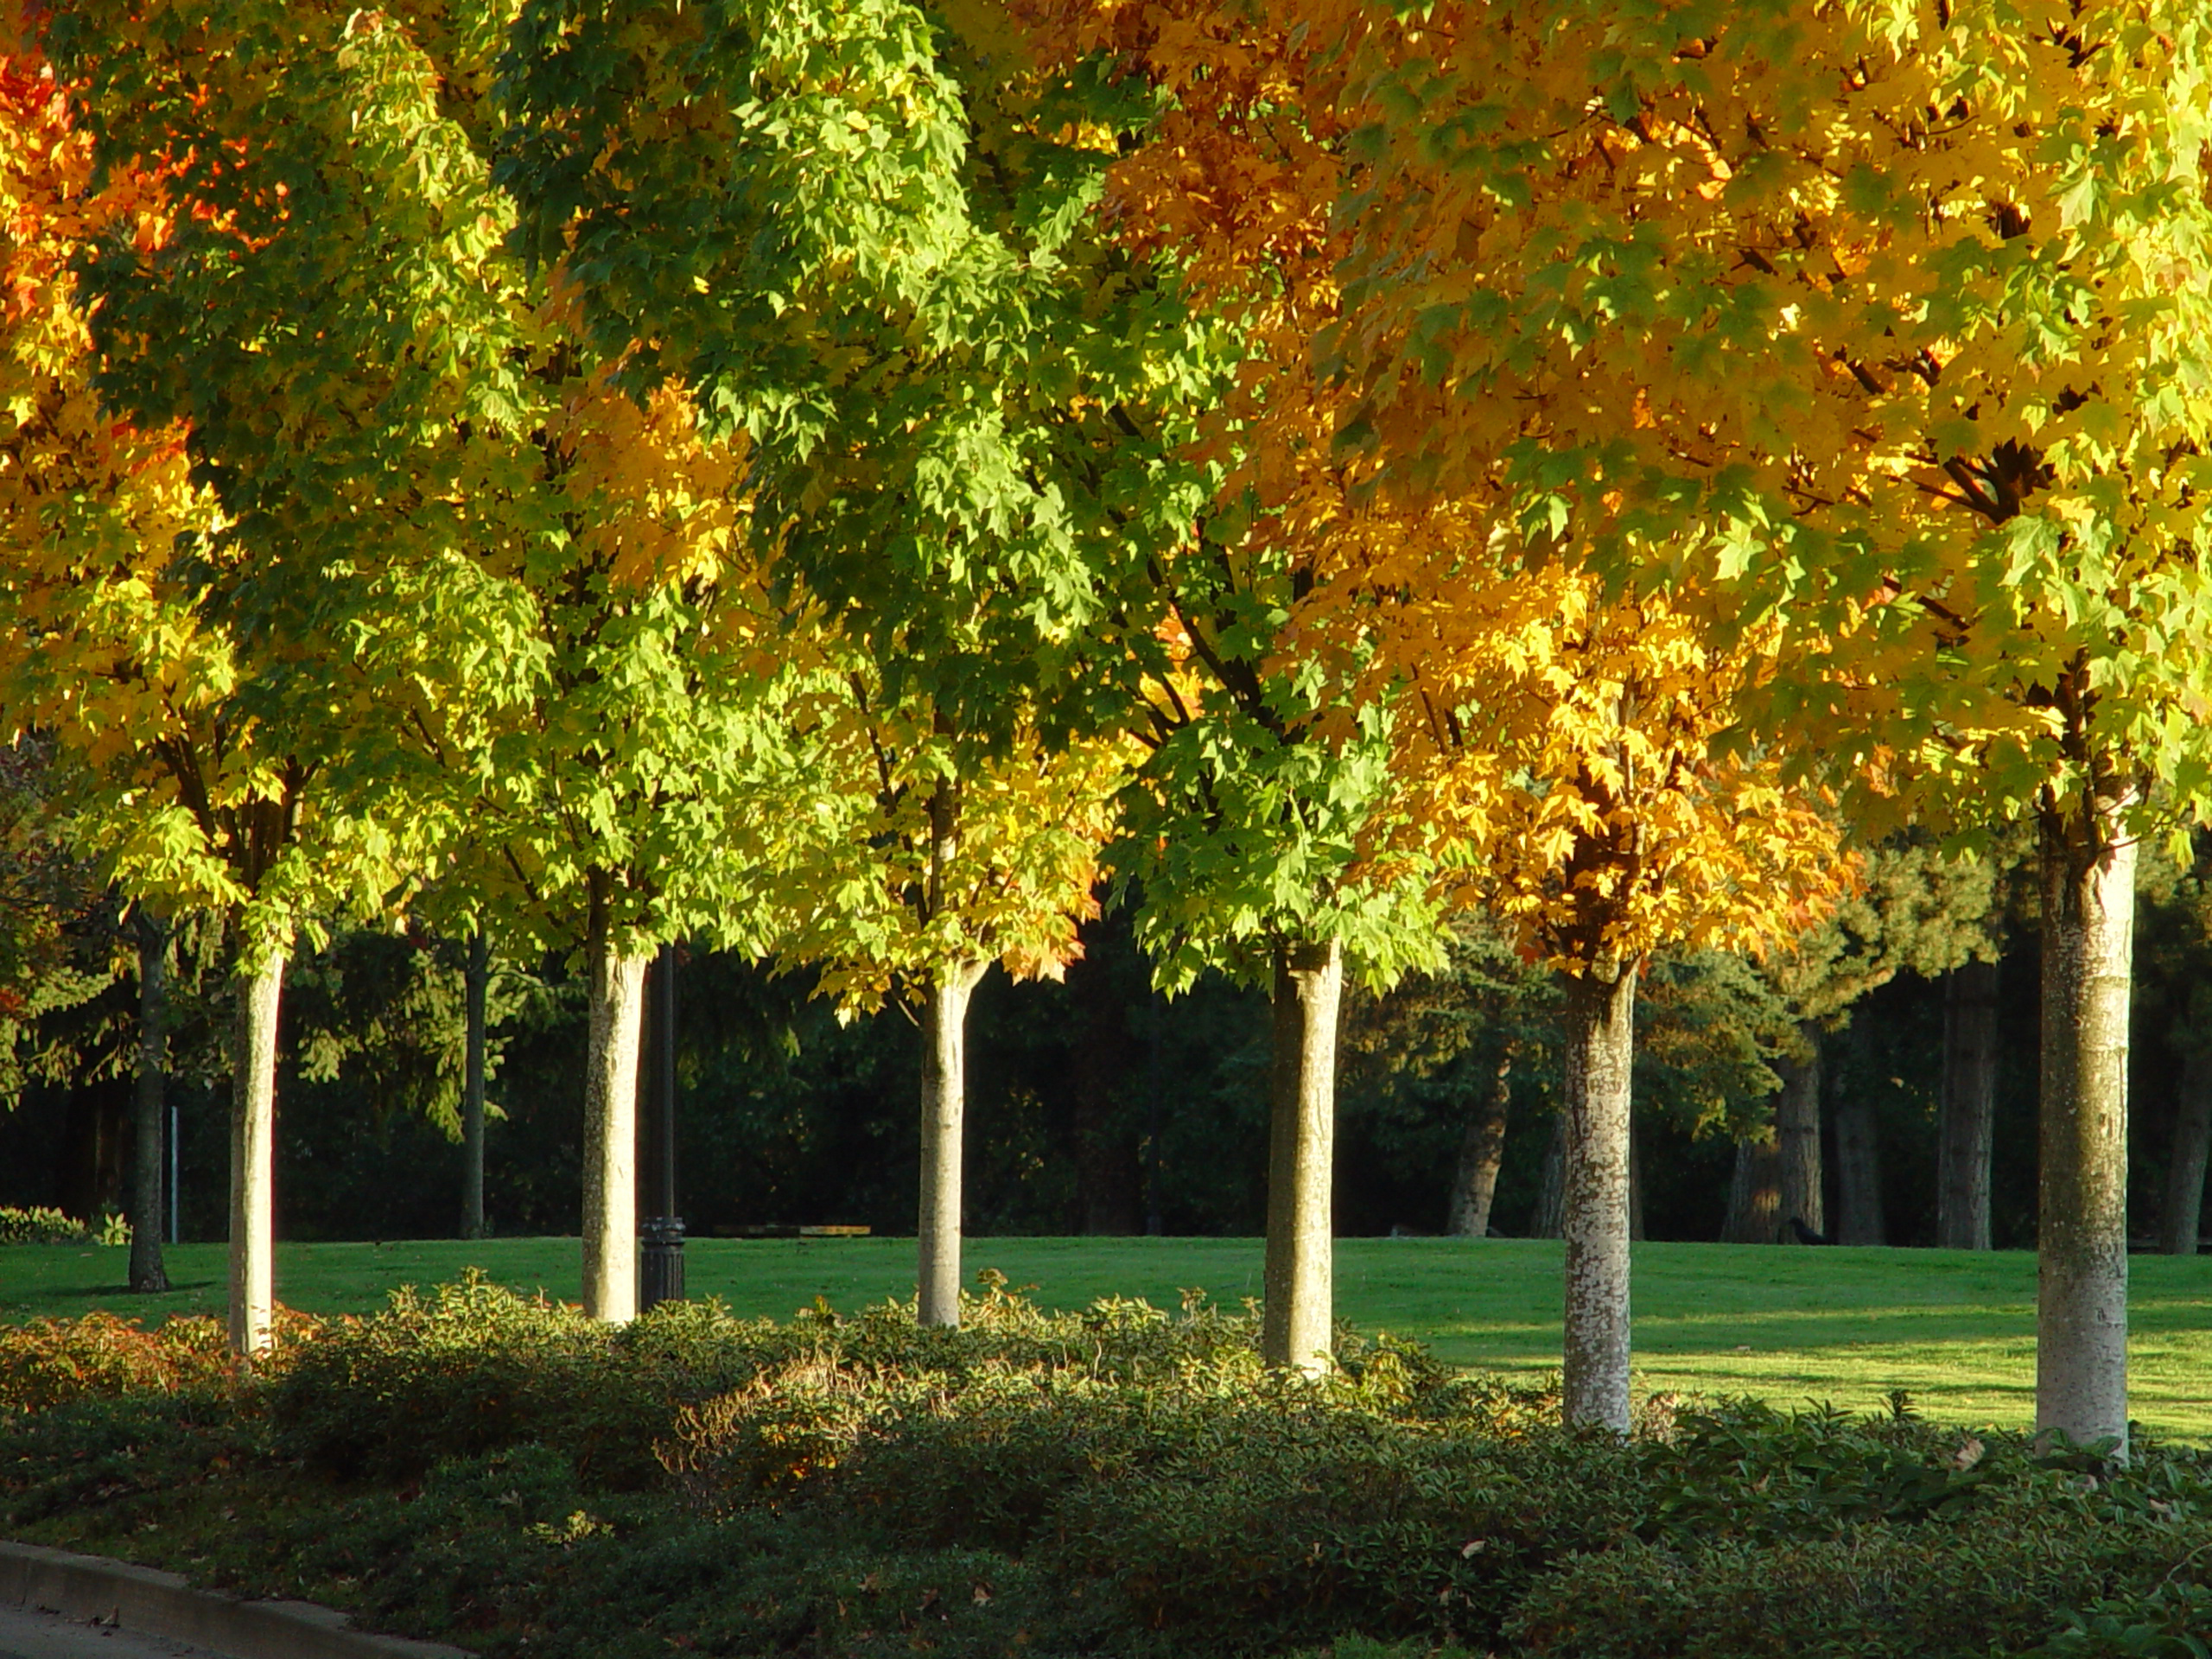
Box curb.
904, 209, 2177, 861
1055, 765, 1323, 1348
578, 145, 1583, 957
0, 1540, 473, 1659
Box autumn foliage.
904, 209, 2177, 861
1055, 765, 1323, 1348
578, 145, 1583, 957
8, 0, 2210, 1448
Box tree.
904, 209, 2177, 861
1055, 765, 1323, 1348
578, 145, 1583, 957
125, 907, 169, 1289
461, 929, 491, 1239
0, 38, 404, 1356
1310, 0, 2212, 1452
1380, 573, 1846, 1427
53, 0, 806, 1325
1936, 957, 2001, 1250
760, 653, 1135, 1324
1936, 842, 2030, 1251
1004, 0, 1472, 1370
1112, 624, 1443, 1369
2135, 850, 2212, 1256
1339, 914, 1562, 1239
0, 742, 117, 1129
2162, 1021, 2212, 1257
442, 367, 787, 1322
1016, 0, 1848, 1419
1096, 378, 1448, 1369
500, 0, 1217, 1327
1745, 840, 2011, 1246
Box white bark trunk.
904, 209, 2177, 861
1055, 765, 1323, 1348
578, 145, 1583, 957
1262, 937, 1342, 1374
2037, 798, 2135, 1456
917, 960, 987, 1327
581, 878, 648, 1324
227, 950, 284, 1359
1560, 961, 1637, 1433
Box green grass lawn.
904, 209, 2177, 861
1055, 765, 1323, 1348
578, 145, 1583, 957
7, 1235, 2211, 1440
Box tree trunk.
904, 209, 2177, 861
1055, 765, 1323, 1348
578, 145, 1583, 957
1448, 1052, 1512, 1237
2160, 1046, 2212, 1256
1531, 1113, 1567, 1239
1938, 958, 2000, 1250
581, 875, 649, 1324
1560, 961, 1637, 1433
1721, 1131, 1781, 1243
1832, 1079, 1885, 1246
128, 912, 170, 1294
227, 949, 284, 1358
1777, 1025, 1824, 1237
2037, 798, 2135, 1455
462, 931, 490, 1240
917, 959, 988, 1326
1262, 936, 1343, 1375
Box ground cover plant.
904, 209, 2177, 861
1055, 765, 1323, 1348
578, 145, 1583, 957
8, 0, 2212, 1498
10, 1236, 2212, 1440
3, 1276, 2209, 1659
0, 1206, 126, 1246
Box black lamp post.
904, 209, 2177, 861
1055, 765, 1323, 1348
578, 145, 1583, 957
639, 943, 685, 1309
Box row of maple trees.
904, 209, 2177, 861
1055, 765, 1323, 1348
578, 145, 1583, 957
3, 0, 2208, 1455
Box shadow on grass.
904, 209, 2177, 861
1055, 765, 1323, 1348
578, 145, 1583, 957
25, 1281, 219, 1301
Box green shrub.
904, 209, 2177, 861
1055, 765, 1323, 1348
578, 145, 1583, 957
9, 1277, 2212, 1659
1508, 1420, 2212, 1659
2031, 1583, 2212, 1657
1506, 1510, 2211, 1659
0, 1313, 238, 1414
270, 1274, 630, 1484
0, 1389, 273, 1533
1632, 1398, 2005, 1540
272, 1271, 1283, 1491
0, 1205, 94, 1245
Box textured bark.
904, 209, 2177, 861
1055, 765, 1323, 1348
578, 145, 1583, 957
1777, 1027, 1825, 1238
128, 913, 170, 1294
226, 950, 284, 1358
1560, 962, 1637, 1433
917, 959, 988, 1327
1531, 1113, 1567, 1239
1832, 1083, 1885, 1246
1721, 1132, 1781, 1243
1939, 959, 2000, 1251
2161, 1048, 2212, 1256
1448, 1053, 1512, 1237
461, 931, 489, 1241
2037, 801, 2135, 1455
581, 876, 648, 1324
1262, 937, 1343, 1375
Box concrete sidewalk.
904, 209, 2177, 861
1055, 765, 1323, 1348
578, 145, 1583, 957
0, 1601, 219, 1659
1, 1543, 468, 1659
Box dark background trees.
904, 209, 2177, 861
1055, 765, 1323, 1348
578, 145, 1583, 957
11, 842, 2209, 1252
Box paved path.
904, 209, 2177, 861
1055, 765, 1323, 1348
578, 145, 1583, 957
0, 1605, 220, 1659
